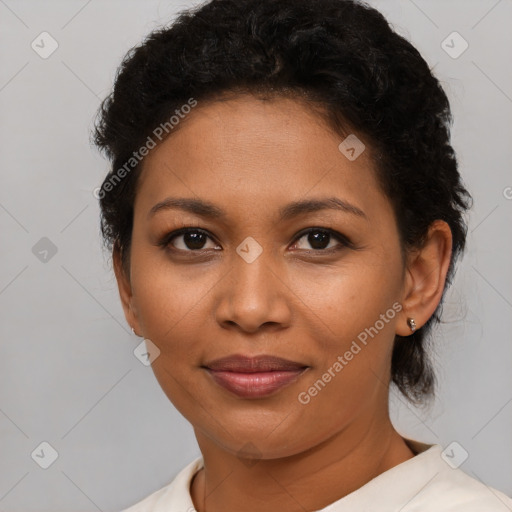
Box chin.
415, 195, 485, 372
195, 408, 320, 460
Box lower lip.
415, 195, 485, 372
206, 369, 306, 398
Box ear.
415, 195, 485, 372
113, 243, 141, 336
396, 220, 453, 336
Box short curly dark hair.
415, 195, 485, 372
92, 0, 472, 405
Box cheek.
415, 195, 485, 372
291, 253, 403, 399
291, 253, 402, 339
129, 253, 211, 411
130, 245, 218, 345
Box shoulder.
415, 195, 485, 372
391, 442, 512, 512
419, 462, 512, 511
119, 484, 171, 512
324, 441, 512, 512
119, 457, 203, 512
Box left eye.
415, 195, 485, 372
291, 228, 349, 251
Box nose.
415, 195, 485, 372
213, 246, 292, 334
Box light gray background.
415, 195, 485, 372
1, 0, 511, 511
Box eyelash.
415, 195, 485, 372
157, 226, 355, 255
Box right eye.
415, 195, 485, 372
159, 228, 221, 252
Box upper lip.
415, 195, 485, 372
204, 355, 308, 373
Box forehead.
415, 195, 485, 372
135, 94, 390, 223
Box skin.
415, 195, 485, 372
114, 94, 453, 511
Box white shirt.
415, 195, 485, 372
120, 438, 512, 511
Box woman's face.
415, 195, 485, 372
121, 94, 409, 459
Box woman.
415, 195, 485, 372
92, 0, 512, 510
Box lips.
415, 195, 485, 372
203, 355, 308, 399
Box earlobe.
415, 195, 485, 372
112, 243, 140, 333
406, 317, 417, 333
396, 220, 453, 336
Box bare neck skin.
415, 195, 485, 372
190, 400, 415, 512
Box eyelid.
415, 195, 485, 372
158, 226, 220, 250
292, 227, 355, 251
159, 226, 354, 253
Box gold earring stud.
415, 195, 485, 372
407, 318, 417, 333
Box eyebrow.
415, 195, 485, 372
147, 196, 367, 221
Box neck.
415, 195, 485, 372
190, 409, 415, 512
